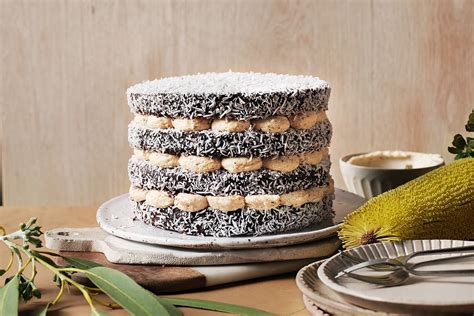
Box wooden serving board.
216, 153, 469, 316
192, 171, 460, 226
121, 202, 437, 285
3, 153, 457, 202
48, 230, 341, 292
45, 228, 341, 265
46, 189, 365, 292
58, 252, 319, 293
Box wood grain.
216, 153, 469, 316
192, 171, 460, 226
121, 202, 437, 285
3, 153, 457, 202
57, 252, 207, 293
1, 0, 473, 206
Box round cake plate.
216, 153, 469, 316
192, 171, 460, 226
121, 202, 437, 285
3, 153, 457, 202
317, 240, 474, 314
97, 188, 365, 250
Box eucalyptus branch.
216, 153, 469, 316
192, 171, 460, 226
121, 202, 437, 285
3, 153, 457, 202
0, 217, 274, 316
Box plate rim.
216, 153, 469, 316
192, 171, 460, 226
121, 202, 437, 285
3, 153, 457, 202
97, 189, 361, 249
296, 260, 384, 315
317, 239, 474, 308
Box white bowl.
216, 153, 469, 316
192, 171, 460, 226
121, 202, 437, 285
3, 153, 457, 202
339, 151, 444, 198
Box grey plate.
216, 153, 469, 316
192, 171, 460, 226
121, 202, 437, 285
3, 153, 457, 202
318, 240, 474, 314
96, 188, 364, 250
297, 261, 387, 315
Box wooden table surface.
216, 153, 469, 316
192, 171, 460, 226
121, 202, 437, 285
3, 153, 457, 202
0, 206, 310, 316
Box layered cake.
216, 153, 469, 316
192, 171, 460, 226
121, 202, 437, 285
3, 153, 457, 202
127, 72, 334, 237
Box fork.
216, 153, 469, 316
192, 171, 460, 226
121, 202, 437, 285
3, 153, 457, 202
339, 245, 474, 273
337, 255, 474, 287
335, 246, 474, 285
340, 248, 474, 272
344, 268, 409, 287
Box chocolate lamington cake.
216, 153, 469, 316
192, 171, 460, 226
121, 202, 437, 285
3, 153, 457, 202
127, 72, 334, 237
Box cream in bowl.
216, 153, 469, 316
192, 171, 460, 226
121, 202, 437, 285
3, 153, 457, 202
340, 151, 444, 198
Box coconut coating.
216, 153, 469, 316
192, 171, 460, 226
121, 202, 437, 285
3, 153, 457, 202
128, 120, 332, 158
127, 72, 330, 120
128, 156, 331, 196
131, 195, 334, 237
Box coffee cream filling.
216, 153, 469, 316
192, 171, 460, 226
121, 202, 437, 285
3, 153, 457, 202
133, 111, 328, 133
130, 182, 334, 212
134, 147, 329, 173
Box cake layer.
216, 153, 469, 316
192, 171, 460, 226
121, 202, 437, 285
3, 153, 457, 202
128, 119, 332, 158
127, 72, 330, 120
128, 156, 331, 196
133, 111, 328, 133
130, 183, 333, 212
133, 147, 328, 173
131, 195, 333, 237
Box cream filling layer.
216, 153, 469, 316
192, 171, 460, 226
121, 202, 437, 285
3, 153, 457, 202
133, 147, 329, 173
133, 111, 328, 133
130, 182, 334, 212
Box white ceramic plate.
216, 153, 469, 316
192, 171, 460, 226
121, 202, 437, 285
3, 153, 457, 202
96, 189, 364, 250
318, 240, 474, 314
297, 260, 386, 316
302, 294, 328, 316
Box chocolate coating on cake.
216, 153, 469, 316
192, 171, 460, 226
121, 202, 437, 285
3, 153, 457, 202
128, 120, 332, 158
128, 156, 331, 196
131, 196, 334, 237
127, 72, 330, 120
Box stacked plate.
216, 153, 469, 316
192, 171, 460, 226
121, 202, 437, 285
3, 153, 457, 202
296, 240, 474, 315
46, 189, 366, 291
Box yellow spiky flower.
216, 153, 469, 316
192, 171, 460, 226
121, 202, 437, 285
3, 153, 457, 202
339, 158, 474, 249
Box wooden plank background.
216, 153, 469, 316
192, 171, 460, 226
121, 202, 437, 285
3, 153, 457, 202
1, 0, 473, 206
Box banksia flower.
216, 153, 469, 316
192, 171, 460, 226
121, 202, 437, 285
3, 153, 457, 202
339, 158, 474, 249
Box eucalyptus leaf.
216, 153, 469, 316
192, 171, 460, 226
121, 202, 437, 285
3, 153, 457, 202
91, 308, 110, 316
62, 257, 102, 270
161, 301, 183, 316
31, 251, 60, 268
0, 276, 19, 316
33, 303, 51, 316
159, 297, 275, 316
84, 267, 169, 316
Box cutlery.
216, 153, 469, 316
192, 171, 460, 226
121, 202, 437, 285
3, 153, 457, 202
339, 247, 474, 271
335, 245, 474, 286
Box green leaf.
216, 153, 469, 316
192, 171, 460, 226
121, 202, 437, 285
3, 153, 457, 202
452, 134, 467, 149
62, 257, 102, 270
159, 297, 275, 316
161, 301, 183, 316
84, 267, 169, 316
34, 303, 51, 316
90, 308, 109, 316
30, 251, 59, 268
455, 152, 467, 160
0, 276, 19, 316
467, 138, 474, 148
447, 146, 460, 154
466, 111, 474, 132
